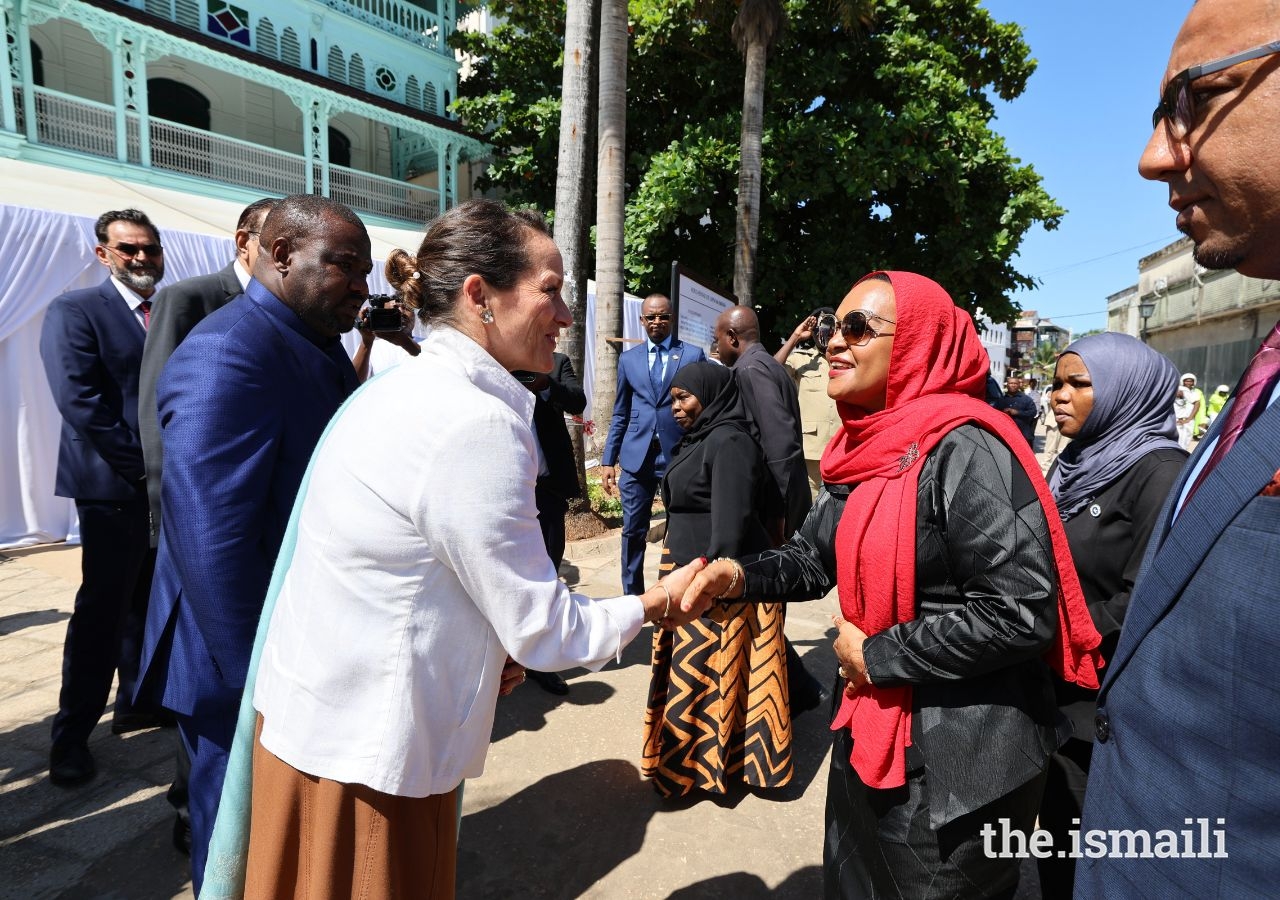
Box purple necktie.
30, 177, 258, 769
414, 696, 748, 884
1184, 320, 1280, 503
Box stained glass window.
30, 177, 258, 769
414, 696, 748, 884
207, 1, 251, 47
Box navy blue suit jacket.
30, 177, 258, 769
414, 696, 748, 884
601, 339, 704, 473
1077, 391, 1280, 897
137, 280, 358, 716
39, 278, 147, 500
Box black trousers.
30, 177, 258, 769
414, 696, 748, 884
824, 719, 1044, 899
51, 496, 155, 750
1036, 737, 1093, 900
535, 481, 570, 570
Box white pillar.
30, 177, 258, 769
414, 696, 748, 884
1, 0, 17, 134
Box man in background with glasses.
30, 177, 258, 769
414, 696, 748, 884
1078, 2, 1280, 895
601, 294, 704, 595
39, 209, 167, 788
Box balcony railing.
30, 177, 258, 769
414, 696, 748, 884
23, 86, 438, 224
324, 0, 444, 51
328, 164, 439, 224
121, 0, 446, 53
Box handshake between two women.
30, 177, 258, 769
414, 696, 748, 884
644, 557, 746, 629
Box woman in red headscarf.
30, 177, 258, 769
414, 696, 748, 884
680, 272, 1102, 898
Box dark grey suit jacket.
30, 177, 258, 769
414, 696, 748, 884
139, 262, 243, 546
1077, 387, 1280, 898
732, 341, 812, 535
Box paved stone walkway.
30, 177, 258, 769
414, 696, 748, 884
1, 534, 839, 899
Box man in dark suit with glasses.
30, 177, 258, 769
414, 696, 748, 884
40, 208, 167, 787
1078, 4, 1280, 895
601, 294, 705, 595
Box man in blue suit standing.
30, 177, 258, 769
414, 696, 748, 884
40, 208, 166, 787
601, 294, 704, 594
1077, 1, 1280, 895
136, 195, 369, 890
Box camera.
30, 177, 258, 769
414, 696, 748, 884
363, 294, 404, 332
815, 313, 838, 354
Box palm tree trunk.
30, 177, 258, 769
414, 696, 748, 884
553, 0, 596, 502
733, 34, 769, 305
591, 0, 628, 463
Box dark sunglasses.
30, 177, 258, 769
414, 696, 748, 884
642, 313, 672, 322
818, 309, 895, 348
102, 242, 164, 259
1152, 39, 1280, 139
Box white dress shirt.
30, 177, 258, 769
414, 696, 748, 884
108, 275, 152, 330
253, 326, 646, 797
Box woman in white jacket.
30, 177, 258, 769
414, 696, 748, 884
205, 200, 703, 900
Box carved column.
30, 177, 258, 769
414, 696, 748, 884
119, 34, 149, 166
1, 0, 17, 134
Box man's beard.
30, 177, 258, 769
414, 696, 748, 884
112, 263, 161, 293
1191, 243, 1245, 271
1180, 223, 1245, 271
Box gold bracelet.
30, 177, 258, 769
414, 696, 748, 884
712, 558, 741, 600
660, 583, 672, 620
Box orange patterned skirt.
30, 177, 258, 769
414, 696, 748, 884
641, 551, 794, 797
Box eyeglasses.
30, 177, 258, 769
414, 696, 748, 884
101, 242, 163, 259
642, 313, 672, 322
1152, 39, 1280, 139
825, 309, 895, 347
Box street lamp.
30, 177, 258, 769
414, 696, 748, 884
1139, 298, 1156, 343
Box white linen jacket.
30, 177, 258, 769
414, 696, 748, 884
253, 326, 644, 797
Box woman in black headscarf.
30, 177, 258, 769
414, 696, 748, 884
1038, 331, 1188, 898
640, 361, 789, 797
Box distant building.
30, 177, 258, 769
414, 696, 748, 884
2, 0, 487, 224
974, 310, 1011, 383
1011, 309, 1071, 375
1108, 236, 1280, 390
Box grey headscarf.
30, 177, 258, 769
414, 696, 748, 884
1048, 332, 1183, 520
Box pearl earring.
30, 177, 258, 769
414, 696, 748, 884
480, 308, 495, 325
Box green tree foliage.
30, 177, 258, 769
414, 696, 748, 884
452, 0, 1064, 336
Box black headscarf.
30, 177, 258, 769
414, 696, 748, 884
667, 361, 755, 454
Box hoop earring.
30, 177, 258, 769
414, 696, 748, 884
480, 308, 495, 325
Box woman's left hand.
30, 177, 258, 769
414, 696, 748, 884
498, 656, 526, 696
831, 614, 870, 697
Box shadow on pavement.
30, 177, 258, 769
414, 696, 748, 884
667, 866, 823, 898
0, 608, 69, 636
456, 758, 655, 899
490, 679, 617, 745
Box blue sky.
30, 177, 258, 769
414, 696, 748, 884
980, 1, 1194, 333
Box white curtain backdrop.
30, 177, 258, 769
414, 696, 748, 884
1, 194, 646, 549
0, 203, 394, 549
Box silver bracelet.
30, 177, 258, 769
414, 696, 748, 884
712, 558, 742, 600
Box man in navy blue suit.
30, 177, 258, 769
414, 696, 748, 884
137, 196, 277, 855
1077, 1, 1280, 895
601, 294, 704, 594
40, 208, 166, 787
136, 195, 368, 890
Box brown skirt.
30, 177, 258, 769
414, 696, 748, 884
246, 717, 458, 900
641, 549, 794, 797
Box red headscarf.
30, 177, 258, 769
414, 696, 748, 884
818, 272, 1102, 790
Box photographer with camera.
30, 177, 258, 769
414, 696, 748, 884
775, 308, 841, 499
352, 292, 422, 381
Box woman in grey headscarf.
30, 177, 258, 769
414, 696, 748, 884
1037, 331, 1188, 898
